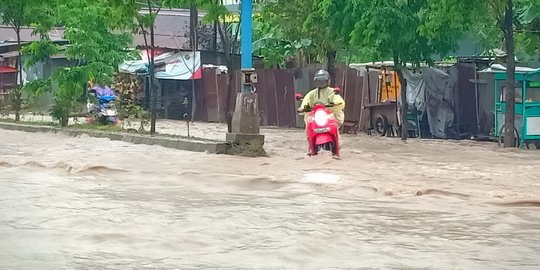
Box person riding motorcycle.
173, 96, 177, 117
297, 70, 345, 128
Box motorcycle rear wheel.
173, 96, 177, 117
316, 142, 336, 155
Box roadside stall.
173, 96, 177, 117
350, 62, 425, 138
482, 64, 540, 148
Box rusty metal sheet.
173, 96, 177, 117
456, 63, 478, 134
274, 70, 295, 127
198, 66, 372, 129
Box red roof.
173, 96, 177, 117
0, 66, 16, 73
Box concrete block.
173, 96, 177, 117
36, 126, 48, 133
230, 92, 261, 134
22, 126, 34, 132
87, 131, 102, 138
190, 142, 204, 152
132, 136, 143, 144
108, 133, 123, 141
140, 137, 153, 145
164, 139, 176, 148
122, 135, 134, 143
215, 143, 230, 154
155, 138, 171, 148
173, 140, 188, 150
226, 133, 265, 147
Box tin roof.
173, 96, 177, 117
0, 8, 218, 51
479, 64, 540, 74
0, 26, 65, 43
133, 9, 218, 50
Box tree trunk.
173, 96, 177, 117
216, 16, 240, 133
190, 3, 198, 50
503, 0, 516, 147
15, 29, 23, 122
61, 113, 69, 127
394, 53, 408, 141
213, 21, 218, 52
149, 6, 157, 135
326, 50, 337, 84
225, 71, 234, 132
190, 3, 198, 122
397, 69, 408, 141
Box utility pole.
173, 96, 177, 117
503, 0, 516, 147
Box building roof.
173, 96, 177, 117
0, 26, 65, 43
134, 9, 218, 50
479, 64, 540, 74
0, 8, 218, 51
133, 10, 192, 49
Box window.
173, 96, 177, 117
500, 81, 523, 102
526, 81, 540, 102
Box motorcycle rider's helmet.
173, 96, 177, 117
313, 69, 330, 89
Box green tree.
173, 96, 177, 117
463, 0, 539, 147
502, 0, 518, 148
108, 0, 166, 134
24, 0, 133, 126
0, 0, 53, 121
329, 0, 475, 140
258, 0, 347, 80
252, 12, 315, 69
471, 0, 539, 61
109, 0, 206, 132
195, 0, 241, 132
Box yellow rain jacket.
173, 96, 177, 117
300, 86, 345, 127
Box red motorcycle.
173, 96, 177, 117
296, 93, 340, 156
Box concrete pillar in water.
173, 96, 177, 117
226, 0, 265, 154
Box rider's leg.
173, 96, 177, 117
335, 111, 345, 147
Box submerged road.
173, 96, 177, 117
1, 126, 540, 269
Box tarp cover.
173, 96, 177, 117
422, 67, 458, 139
0, 66, 16, 73
119, 50, 202, 80
91, 85, 115, 97
402, 69, 426, 112
396, 67, 458, 139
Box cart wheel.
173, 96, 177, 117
498, 125, 520, 148
374, 114, 388, 137
526, 142, 537, 150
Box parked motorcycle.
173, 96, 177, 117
296, 93, 340, 156
87, 85, 119, 125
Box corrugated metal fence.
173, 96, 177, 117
198, 65, 366, 128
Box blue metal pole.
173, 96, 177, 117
240, 0, 253, 69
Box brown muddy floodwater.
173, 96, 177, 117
1, 126, 540, 269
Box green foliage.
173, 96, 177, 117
117, 103, 150, 131
466, 0, 540, 63
0, 0, 43, 30
23, 0, 134, 126
252, 14, 315, 68
21, 40, 59, 67
256, 0, 342, 65
338, 0, 473, 68
22, 79, 52, 96
0, 0, 52, 120
49, 67, 87, 126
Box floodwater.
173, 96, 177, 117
1, 123, 540, 269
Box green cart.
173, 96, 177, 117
490, 67, 540, 148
